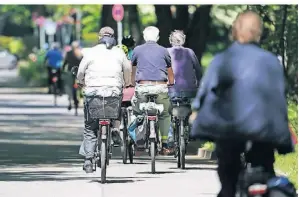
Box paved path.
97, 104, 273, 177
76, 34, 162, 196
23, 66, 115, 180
0, 88, 220, 197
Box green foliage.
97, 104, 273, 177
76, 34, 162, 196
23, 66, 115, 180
0, 5, 33, 26
202, 142, 215, 151
81, 5, 101, 33
288, 101, 298, 135
0, 36, 25, 58
138, 5, 157, 28
18, 50, 48, 87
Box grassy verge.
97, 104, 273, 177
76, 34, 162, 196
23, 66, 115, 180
275, 145, 298, 188
275, 102, 298, 188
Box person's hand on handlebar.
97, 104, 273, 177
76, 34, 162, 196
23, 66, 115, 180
167, 83, 174, 88
125, 83, 135, 88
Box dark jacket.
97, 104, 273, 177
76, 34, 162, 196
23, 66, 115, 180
191, 42, 293, 154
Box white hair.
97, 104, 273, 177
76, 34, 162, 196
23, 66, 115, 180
143, 26, 160, 42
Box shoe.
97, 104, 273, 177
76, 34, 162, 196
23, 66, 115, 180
83, 159, 93, 173
68, 105, 72, 111
111, 129, 123, 147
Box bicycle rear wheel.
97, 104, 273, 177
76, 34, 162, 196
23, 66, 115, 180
100, 126, 107, 184
53, 84, 57, 106
128, 143, 134, 164
150, 120, 156, 174
175, 120, 181, 168
120, 129, 128, 164
179, 119, 186, 169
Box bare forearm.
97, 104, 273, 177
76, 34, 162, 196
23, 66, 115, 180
167, 67, 174, 84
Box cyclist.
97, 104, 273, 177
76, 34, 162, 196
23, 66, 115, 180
62, 41, 83, 110
191, 11, 293, 197
117, 44, 129, 57
44, 42, 63, 94
131, 26, 175, 155
166, 30, 202, 151
77, 27, 132, 173
122, 35, 136, 60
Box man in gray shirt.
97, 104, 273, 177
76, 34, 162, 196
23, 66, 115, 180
131, 26, 175, 154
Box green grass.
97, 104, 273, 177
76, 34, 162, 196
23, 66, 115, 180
275, 145, 298, 189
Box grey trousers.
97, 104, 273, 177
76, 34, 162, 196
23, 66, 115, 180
79, 104, 99, 158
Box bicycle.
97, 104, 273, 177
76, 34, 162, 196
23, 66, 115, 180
170, 97, 192, 169
236, 141, 297, 197
72, 79, 81, 116
138, 93, 164, 174
50, 68, 60, 106
86, 95, 122, 184
120, 101, 134, 164
70, 66, 120, 184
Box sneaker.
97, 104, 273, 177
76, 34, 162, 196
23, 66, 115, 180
111, 129, 123, 147
83, 159, 93, 173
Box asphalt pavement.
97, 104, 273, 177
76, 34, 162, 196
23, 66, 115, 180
0, 72, 220, 197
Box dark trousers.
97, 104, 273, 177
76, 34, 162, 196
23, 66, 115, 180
216, 141, 275, 197
47, 67, 62, 90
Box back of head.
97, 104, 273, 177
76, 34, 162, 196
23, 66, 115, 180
98, 26, 115, 49
98, 26, 115, 38
143, 26, 160, 42
122, 35, 135, 49
231, 11, 263, 44
51, 42, 60, 50
71, 41, 80, 49
169, 30, 186, 46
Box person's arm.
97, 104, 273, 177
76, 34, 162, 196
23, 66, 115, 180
62, 52, 68, 71
121, 52, 132, 87
76, 55, 90, 85
165, 49, 174, 85
190, 50, 202, 85
131, 49, 137, 86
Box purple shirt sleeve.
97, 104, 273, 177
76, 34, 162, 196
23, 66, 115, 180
131, 48, 138, 66
189, 49, 202, 83
164, 49, 172, 68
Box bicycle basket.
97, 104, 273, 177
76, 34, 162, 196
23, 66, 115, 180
86, 96, 121, 119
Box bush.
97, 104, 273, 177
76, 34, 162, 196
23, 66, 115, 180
0, 36, 25, 58
18, 50, 48, 87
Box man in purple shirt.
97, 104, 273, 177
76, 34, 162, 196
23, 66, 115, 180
131, 26, 175, 154
167, 30, 202, 99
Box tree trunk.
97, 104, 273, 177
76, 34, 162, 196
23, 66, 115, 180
128, 5, 142, 44
101, 5, 118, 39
174, 5, 189, 33
155, 5, 173, 47
186, 5, 212, 62
279, 5, 288, 74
